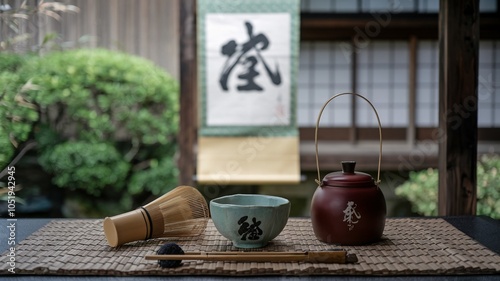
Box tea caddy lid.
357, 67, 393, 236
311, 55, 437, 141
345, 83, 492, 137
321, 161, 375, 188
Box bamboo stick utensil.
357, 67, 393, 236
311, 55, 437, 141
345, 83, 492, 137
146, 250, 358, 265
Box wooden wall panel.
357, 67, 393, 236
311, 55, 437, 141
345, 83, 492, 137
1, 0, 179, 79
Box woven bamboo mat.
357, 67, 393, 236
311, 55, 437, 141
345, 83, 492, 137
1, 218, 499, 276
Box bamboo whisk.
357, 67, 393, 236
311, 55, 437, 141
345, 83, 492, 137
103, 186, 209, 247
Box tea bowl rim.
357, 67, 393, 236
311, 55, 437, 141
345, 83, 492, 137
210, 194, 290, 209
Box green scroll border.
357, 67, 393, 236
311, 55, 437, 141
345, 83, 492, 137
197, 0, 300, 137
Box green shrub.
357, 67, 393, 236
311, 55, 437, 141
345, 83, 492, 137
477, 155, 500, 217
0, 54, 38, 169
396, 154, 500, 219
2, 49, 179, 216
20, 49, 179, 145
0, 72, 18, 167
0, 52, 29, 72
38, 141, 130, 196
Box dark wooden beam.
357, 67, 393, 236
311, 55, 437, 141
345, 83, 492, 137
300, 127, 406, 141
178, 0, 196, 186
438, 0, 479, 216
416, 127, 500, 142
299, 144, 439, 172
301, 13, 438, 40
301, 127, 500, 142
301, 13, 500, 40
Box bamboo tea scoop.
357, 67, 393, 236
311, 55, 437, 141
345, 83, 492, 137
146, 243, 358, 268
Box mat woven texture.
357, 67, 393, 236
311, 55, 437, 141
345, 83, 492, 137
1, 218, 499, 276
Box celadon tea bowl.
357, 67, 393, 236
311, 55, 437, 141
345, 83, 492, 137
210, 194, 290, 248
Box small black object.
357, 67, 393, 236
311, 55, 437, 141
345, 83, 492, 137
157, 242, 184, 268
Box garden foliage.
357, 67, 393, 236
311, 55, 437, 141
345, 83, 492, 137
1, 49, 179, 216
396, 154, 500, 219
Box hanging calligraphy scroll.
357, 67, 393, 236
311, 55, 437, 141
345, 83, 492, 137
196, 0, 301, 184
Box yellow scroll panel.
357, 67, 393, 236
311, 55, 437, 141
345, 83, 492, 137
196, 136, 300, 185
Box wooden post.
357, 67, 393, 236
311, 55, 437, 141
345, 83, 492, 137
407, 36, 417, 148
178, 0, 196, 186
438, 0, 479, 215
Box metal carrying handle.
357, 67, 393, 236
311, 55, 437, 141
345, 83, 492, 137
314, 93, 383, 186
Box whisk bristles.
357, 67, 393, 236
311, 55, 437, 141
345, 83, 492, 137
143, 186, 210, 238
